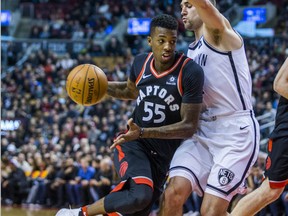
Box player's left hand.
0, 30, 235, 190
110, 118, 141, 149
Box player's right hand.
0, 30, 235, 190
110, 118, 141, 149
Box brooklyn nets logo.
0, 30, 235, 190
218, 168, 234, 186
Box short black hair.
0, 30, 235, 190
149, 14, 178, 36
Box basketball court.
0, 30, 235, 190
1, 206, 58, 216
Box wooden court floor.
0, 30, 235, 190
1, 205, 58, 216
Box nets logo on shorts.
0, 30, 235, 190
218, 168, 235, 186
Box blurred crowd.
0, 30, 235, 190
1, 0, 288, 215
27, 0, 176, 40
1, 47, 134, 208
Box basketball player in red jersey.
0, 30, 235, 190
56, 14, 204, 216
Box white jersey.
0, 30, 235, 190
170, 34, 260, 201
187, 35, 253, 119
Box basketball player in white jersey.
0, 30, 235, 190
159, 0, 260, 215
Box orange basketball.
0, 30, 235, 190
66, 64, 108, 106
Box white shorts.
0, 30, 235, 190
169, 110, 260, 201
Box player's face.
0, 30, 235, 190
148, 27, 177, 68
180, 0, 203, 31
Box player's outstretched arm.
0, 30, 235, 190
187, 0, 241, 49
187, 0, 226, 31
110, 103, 202, 149
274, 57, 288, 99
107, 78, 139, 100
141, 103, 201, 139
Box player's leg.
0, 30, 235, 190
123, 184, 162, 216
232, 136, 288, 216
231, 178, 284, 216
103, 178, 153, 214
199, 113, 260, 216
159, 138, 212, 216
56, 179, 153, 216
159, 176, 193, 216
97, 142, 155, 215
200, 193, 230, 216
142, 144, 176, 216
56, 141, 154, 216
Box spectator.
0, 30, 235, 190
25, 158, 49, 205
105, 36, 123, 56
89, 157, 113, 201
17, 153, 33, 176
1, 158, 29, 205
67, 156, 95, 206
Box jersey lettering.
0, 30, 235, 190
194, 53, 208, 67
164, 95, 175, 105
158, 89, 167, 99
142, 102, 166, 123
169, 104, 180, 111
146, 86, 153, 96
137, 85, 179, 112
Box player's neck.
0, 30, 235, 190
154, 59, 175, 74
194, 26, 203, 42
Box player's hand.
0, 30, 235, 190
110, 118, 141, 149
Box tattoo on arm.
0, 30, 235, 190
107, 79, 138, 100
142, 103, 202, 139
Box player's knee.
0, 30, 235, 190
130, 184, 153, 211
200, 207, 214, 216
266, 187, 282, 202
163, 182, 187, 208
261, 180, 283, 203
200, 204, 227, 216
200, 194, 229, 216
133, 189, 152, 210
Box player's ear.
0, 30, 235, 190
147, 36, 152, 47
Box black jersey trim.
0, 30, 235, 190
169, 166, 204, 195
207, 110, 258, 196
202, 38, 229, 55
203, 35, 247, 110
189, 36, 229, 55
189, 37, 247, 110
188, 39, 201, 51
135, 52, 153, 86
228, 51, 246, 110
204, 37, 247, 110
